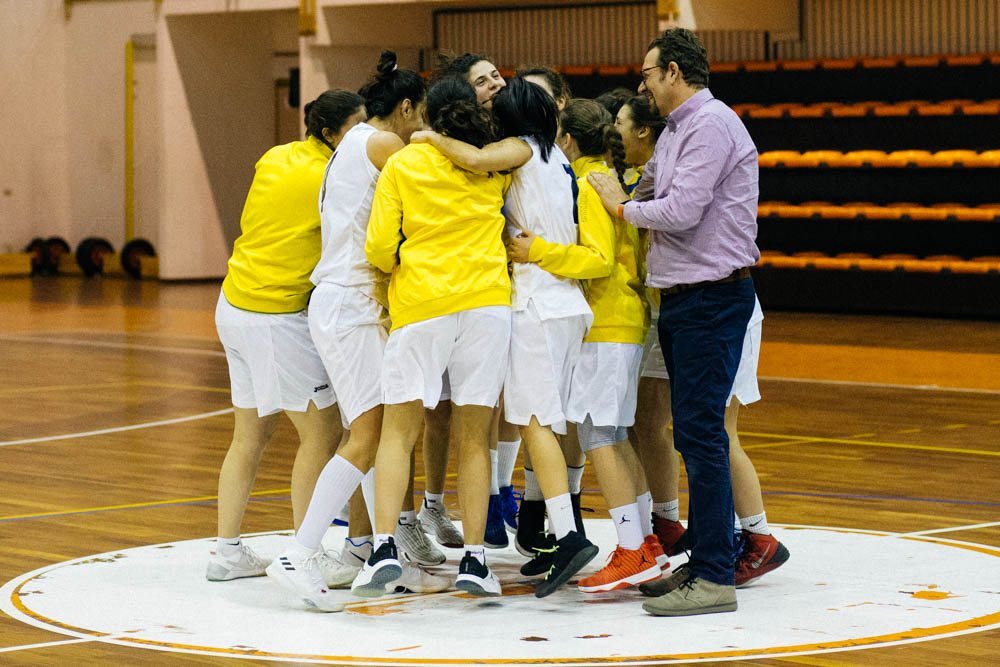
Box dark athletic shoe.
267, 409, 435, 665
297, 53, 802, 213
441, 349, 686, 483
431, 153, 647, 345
456, 552, 501, 596
734, 530, 790, 587
350, 538, 402, 597
515, 499, 547, 557
485, 494, 509, 549
533, 531, 599, 598
520, 534, 557, 576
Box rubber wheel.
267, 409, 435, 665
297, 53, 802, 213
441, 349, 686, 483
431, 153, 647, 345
119, 238, 156, 279
76, 237, 115, 277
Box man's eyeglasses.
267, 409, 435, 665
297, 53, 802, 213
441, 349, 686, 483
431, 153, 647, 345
640, 65, 662, 83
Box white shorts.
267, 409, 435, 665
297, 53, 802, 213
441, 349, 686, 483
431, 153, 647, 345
641, 303, 763, 407
504, 303, 588, 436
383, 306, 512, 409
215, 291, 337, 418
566, 342, 643, 428
308, 283, 386, 426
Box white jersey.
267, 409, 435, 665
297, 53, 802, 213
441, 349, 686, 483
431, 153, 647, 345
504, 138, 592, 323
311, 122, 385, 299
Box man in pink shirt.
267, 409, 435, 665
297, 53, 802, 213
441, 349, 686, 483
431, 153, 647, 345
589, 28, 759, 617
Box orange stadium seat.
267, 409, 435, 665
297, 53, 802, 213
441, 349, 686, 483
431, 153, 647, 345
743, 61, 778, 72
596, 64, 630, 76
873, 102, 916, 116
887, 150, 935, 166
731, 103, 763, 116
952, 208, 998, 221
925, 254, 964, 262
800, 150, 843, 166
780, 59, 819, 71
819, 205, 861, 218
759, 255, 811, 269
810, 256, 853, 270
831, 103, 871, 117
858, 206, 904, 219
945, 54, 987, 66
800, 200, 833, 207
948, 260, 995, 274
749, 106, 788, 119
776, 204, 820, 218
792, 251, 828, 258
880, 253, 917, 260
709, 61, 741, 73
916, 102, 958, 116
975, 150, 1000, 166
820, 57, 859, 69
906, 207, 950, 221
991, 54, 1000, 65
842, 150, 887, 166
932, 150, 980, 166
902, 55, 942, 67
961, 101, 1000, 115
758, 151, 804, 167
855, 258, 902, 271
902, 259, 946, 273
862, 56, 900, 69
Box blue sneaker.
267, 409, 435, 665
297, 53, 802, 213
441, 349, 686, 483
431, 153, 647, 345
485, 494, 509, 548
498, 485, 520, 534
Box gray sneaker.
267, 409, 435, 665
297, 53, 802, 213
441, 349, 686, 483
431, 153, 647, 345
639, 562, 691, 597
641, 574, 737, 617
395, 518, 446, 565
206, 543, 270, 581
418, 501, 465, 549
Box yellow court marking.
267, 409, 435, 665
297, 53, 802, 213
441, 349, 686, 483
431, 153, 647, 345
739, 431, 1000, 458
0, 382, 133, 397
898, 428, 922, 434
0, 488, 290, 522
741, 439, 819, 451
849, 433, 875, 438
943, 424, 968, 430
8, 527, 1000, 664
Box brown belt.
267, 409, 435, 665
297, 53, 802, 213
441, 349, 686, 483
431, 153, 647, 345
660, 266, 751, 298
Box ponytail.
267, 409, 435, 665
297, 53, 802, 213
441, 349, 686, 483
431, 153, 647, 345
559, 99, 626, 187
358, 50, 426, 120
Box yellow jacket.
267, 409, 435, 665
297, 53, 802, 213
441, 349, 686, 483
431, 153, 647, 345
528, 156, 649, 344
222, 136, 332, 313
365, 143, 511, 331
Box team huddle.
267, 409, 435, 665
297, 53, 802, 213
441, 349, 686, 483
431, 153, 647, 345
208, 29, 789, 618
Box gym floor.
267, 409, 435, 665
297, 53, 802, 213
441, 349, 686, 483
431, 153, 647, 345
1, 275, 998, 665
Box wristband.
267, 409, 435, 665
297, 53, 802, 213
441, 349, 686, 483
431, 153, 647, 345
617, 201, 629, 219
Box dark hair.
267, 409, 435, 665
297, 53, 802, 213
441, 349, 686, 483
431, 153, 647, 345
594, 88, 633, 118
304, 90, 364, 149
648, 28, 710, 88
434, 52, 493, 82
559, 99, 627, 187
515, 66, 572, 101
491, 78, 558, 162
426, 77, 497, 149
623, 95, 667, 143
358, 51, 426, 120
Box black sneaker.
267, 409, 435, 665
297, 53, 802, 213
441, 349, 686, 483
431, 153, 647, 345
350, 537, 402, 597
515, 499, 546, 556
520, 534, 557, 576
456, 551, 501, 596
484, 494, 509, 549
533, 531, 599, 598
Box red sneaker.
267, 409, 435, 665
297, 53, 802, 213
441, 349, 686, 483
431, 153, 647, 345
643, 534, 669, 570
734, 530, 790, 588
578, 543, 661, 593
652, 516, 687, 556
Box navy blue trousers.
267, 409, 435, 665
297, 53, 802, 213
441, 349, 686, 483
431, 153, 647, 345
657, 277, 755, 586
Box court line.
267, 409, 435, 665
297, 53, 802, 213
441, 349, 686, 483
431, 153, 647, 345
0, 638, 96, 653
898, 521, 1000, 537
0, 382, 133, 397
760, 490, 1000, 507
0, 333, 225, 357
0, 407, 233, 448
740, 430, 1000, 457
759, 375, 1000, 395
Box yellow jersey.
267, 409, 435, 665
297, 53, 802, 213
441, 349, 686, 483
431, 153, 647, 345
222, 135, 332, 313
365, 143, 511, 331
528, 156, 649, 344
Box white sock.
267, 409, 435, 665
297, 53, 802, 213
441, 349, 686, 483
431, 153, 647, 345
374, 533, 394, 550
497, 439, 521, 488
361, 467, 376, 532
653, 499, 679, 522
424, 492, 445, 510
399, 510, 417, 526
294, 455, 364, 551
734, 511, 741, 533
466, 544, 486, 565
523, 468, 543, 501
488, 449, 500, 495
217, 537, 241, 557
567, 465, 584, 494
609, 503, 644, 551
544, 493, 575, 540
740, 511, 769, 535
636, 491, 653, 537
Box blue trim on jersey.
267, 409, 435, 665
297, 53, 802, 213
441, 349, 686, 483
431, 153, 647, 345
562, 164, 580, 226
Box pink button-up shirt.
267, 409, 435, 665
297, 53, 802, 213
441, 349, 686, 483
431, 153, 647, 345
622, 88, 760, 289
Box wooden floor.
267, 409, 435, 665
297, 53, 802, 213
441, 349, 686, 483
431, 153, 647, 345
1, 275, 998, 666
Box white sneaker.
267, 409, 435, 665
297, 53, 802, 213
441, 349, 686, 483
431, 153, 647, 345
455, 552, 502, 597
266, 549, 345, 612
393, 560, 450, 594
206, 542, 270, 581
351, 539, 403, 597
318, 550, 360, 589
418, 502, 465, 549
395, 518, 446, 566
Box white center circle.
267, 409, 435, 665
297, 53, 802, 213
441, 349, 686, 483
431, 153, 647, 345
3, 523, 1000, 664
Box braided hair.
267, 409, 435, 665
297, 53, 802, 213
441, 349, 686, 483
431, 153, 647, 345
559, 99, 627, 187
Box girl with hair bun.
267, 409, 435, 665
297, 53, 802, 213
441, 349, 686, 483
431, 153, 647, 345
410, 77, 601, 598
353, 76, 513, 598
210, 89, 364, 587
266, 52, 449, 613
509, 98, 664, 594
